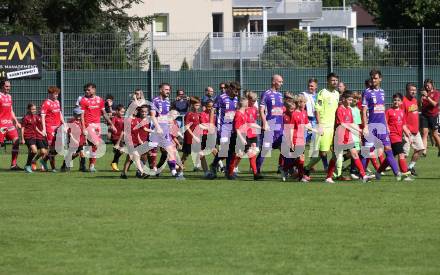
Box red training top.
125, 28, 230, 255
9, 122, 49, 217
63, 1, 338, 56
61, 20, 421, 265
335, 105, 354, 145
291, 110, 309, 146
421, 89, 440, 117
79, 96, 104, 125
402, 96, 419, 134
0, 93, 13, 126
386, 107, 406, 144
111, 116, 124, 142
184, 111, 200, 144
137, 118, 150, 143
22, 113, 37, 140
246, 106, 258, 139
67, 118, 85, 146
199, 110, 213, 135
233, 109, 247, 135
41, 99, 62, 129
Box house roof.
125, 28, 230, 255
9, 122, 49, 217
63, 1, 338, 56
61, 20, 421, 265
352, 4, 376, 26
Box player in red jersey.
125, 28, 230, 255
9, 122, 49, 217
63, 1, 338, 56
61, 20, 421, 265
60, 107, 86, 172
40, 86, 65, 172
227, 97, 247, 180
79, 83, 116, 172
110, 104, 125, 171
227, 96, 262, 180
382, 93, 414, 181
282, 95, 320, 182
230, 91, 260, 176
245, 91, 262, 180
180, 97, 204, 180
120, 105, 151, 179
0, 80, 22, 170
331, 91, 371, 183
402, 83, 424, 176
199, 99, 217, 171
200, 99, 216, 151
137, 105, 152, 177
281, 99, 299, 182
21, 103, 48, 173
420, 79, 440, 157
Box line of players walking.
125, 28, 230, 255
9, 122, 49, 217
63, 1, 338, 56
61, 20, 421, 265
1, 70, 439, 182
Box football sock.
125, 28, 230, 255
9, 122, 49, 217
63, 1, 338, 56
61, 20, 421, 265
370, 158, 380, 171
249, 156, 258, 175
297, 159, 305, 179
354, 158, 366, 177
112, 150, 122, 164
336, 152, 344, 177
26, 152, 36, 166
229, 154, 239, 176
157, 151, 168, 168
399, 158, 408, 173
379, 153, 385, 165
385, 150, 399, 175
11, 140, 19, 166
326, 158, 336, 179
321, 155, 328, 169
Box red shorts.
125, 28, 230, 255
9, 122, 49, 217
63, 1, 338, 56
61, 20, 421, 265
46, 125, 61, 147
0, 125, 18, 143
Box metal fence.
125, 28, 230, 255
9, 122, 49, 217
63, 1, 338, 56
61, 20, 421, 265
9, 28, 440, 118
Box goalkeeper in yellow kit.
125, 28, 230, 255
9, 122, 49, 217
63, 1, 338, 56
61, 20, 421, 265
304, 73, 340, 182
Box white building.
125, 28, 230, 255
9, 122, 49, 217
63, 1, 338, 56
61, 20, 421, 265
127, 0, 323, 70
299, 7, 357, 42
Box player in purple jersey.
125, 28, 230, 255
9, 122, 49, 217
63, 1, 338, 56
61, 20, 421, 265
210, 81, 240, 178
256, 74, 284, 174
362, 69, 410, 181
149, 83, 180, 178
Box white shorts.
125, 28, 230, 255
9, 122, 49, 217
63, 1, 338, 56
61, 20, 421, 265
403, 132, 425, 156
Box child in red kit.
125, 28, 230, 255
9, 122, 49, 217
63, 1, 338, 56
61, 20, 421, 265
331, 91, 371, 183
245, 91, 262, 180
199, 100, 216, 154
383, 93, 414, 181
21, 103, 48, 173
110, 104, 125, 171
228, 96, 262, 180
120, 105, 152, 179
282, 95, 320, 182
181, 97, 213, 179
61, 107, 86, 171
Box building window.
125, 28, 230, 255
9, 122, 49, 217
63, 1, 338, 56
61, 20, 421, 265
154, 14, 168, 35
212, 13, 223, 33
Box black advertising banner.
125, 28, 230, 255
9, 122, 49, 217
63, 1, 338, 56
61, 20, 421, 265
0, 35, 42, 79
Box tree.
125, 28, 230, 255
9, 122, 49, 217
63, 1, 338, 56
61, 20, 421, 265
0, 1, 153, 70
358, 0, 440, 28
0, 0, 153, 33
180, 58, 190, 71
357, 1, 440, 66
151, 49, 161, 70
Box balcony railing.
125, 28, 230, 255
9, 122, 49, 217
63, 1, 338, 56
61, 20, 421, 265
209, 32, 278, 59
269, 0, 322, 20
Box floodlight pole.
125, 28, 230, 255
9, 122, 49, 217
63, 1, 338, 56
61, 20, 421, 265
422, 27, 425, 86
60, 32, 65, 116
239, 32, 244, 97
150, 24, 154, 100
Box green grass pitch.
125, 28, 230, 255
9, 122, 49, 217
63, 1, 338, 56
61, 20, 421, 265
1, 145, 440, 274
